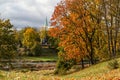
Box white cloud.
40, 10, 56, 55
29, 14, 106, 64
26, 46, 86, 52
0, 0, 60, 29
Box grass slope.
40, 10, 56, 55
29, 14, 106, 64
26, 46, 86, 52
0, 58, 120, 80
63, 58, 120, 79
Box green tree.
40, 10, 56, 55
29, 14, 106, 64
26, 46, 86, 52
0, 19, 17, 59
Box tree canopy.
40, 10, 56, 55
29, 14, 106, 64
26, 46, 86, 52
0, 19, 17, 59
49, 0, 120, 74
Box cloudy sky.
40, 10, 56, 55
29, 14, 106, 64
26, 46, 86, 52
0, 0, 60, 29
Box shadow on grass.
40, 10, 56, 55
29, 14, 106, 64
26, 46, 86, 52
0, 74, 4, 78
60, 64, 91, 76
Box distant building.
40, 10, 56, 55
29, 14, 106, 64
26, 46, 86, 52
40, 17, 49, 45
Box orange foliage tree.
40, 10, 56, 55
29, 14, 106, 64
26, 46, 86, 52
50, 0, 101, 66
49, 0, 120, 75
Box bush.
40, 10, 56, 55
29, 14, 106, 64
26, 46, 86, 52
24, 42, 42, 56
107, 59, 119, 70
31, 43, 42, 56
54, 47, 76, 75
54, 59, 76, 75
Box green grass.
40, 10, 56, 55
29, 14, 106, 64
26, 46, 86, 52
63, 58, 120, 79
0, 58, 120, 80
22, 56, 58, 61
63, 61, 108, 79
21, 47, 58, 61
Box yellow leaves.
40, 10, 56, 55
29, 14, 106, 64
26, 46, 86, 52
24, 28, 36, 36
40, 27, 47, 40
94, 0, 100, 5
22, 27, 38, 48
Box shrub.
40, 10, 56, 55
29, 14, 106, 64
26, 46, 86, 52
31, 43, 42, 56
54, 47, 76, 75
54, 50, 76, 75
107, 59, 119, 70
24, 42, 42, 56
54, 59, 76, 75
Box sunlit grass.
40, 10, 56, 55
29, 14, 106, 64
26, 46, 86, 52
63, 58, 120, 79
0, 70, 54, 80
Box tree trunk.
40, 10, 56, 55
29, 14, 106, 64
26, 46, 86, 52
81, 58, 84, 69
90, 40, 94, 65
102, 0, 112, 58
113, 0, 120, 57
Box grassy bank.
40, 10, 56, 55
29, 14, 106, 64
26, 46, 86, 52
64, 58, 120, 79
0, 58, 120, 80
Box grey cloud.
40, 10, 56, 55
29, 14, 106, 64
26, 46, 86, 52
0, 0, 60, 29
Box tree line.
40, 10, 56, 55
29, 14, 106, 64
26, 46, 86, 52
0, 19, 55, 59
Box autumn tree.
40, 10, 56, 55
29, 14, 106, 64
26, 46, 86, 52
50, 0, 93, 74
22, 27, 41, 56
48, 27, 60, 49
50, 0, 120, 74
51, 0, 99, 65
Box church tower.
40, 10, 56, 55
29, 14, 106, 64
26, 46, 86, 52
41, 17, 49, 45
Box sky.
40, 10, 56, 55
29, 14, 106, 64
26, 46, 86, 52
0, 0, 60, 29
